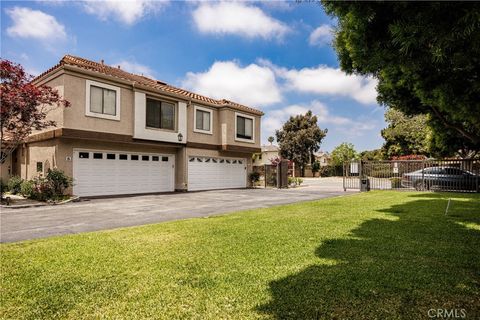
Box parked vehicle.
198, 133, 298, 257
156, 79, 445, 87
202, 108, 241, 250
401, 167, 480, 191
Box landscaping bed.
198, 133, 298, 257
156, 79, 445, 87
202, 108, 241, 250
1, 169, 73, 207
1, 191, 479, 319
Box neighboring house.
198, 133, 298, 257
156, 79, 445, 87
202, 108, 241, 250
253, 145, 279, 166
2, 55, 263, 197
314, 151, 331, 167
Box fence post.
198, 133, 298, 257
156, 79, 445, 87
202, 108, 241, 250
343, 162, 346, 192
422, 159, 425, 190
359, 160, 363, 190
264, 164, 267, 188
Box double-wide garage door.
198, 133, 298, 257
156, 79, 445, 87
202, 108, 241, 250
73, 150, 174, 197
188, 156, 246, 191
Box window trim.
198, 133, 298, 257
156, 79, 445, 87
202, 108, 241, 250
234, 112, 255, 144
145, 97, 177, 132
193, 105, 213, 135
85, 80, 121, 121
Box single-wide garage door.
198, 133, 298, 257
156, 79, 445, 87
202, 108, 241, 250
188, 156, 246, 191
73, 150, 174, 197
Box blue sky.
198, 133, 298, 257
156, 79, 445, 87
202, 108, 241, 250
1, 0, 386, 152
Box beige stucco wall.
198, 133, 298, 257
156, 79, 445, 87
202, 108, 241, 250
0, 153, 13, 182
253, 150, 279, 166
187, 104, 220, 145
187, 105, 261, 150
62, 73, 134, 135
31, 70, 261, 149
29, 74, 65, 136
19, 140, 58, 180
219, 109, 261, 148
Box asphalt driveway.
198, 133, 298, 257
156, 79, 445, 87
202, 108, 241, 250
1, 178, 354, 243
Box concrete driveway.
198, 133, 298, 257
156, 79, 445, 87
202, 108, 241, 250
1, 177, 353, 243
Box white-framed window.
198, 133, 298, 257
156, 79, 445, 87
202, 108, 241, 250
146, 98, 176, 130
193, 105, 213, 134
85, 80, 121, 121
235, 112, 255, 143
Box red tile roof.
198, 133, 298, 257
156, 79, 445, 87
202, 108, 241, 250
33, 55, 264, 116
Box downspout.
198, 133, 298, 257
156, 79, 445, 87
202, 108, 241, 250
23, 143, 28, 180
184, 99, 192, 190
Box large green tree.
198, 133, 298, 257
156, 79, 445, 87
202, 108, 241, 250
331, 142, 358, 166
381, 108, 432, 159
360, 149, 384, 161
322, 1, 480, 153
276, 111, 327, 176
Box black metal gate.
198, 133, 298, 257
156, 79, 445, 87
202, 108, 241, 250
343, 159, 480, 193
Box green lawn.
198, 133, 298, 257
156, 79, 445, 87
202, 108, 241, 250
1, 192, 479, 319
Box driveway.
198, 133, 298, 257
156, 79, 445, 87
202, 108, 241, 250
1, 177, 354, 243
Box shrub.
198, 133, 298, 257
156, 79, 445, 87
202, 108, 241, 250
7, 176, 23, 194
0, 179, 7, 194
288, 176, 295, 186
311, 161, 320, 174
30, 176, 54, 201
390, 177, 402, 189
46, 168, 72, 197
20, 180, 34, 198
249, 171, 260, 185
288, 177, 304, 187
319, 165, 343, 177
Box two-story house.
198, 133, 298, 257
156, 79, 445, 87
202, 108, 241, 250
252, 145, 280, 167
6, 55, 263, 197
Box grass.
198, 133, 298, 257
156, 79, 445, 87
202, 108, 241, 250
1, 191, 479, 319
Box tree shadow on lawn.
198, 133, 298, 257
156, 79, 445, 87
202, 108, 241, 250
258, 193, 480, 319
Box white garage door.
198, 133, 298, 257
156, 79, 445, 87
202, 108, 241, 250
188, 156, 246, 191
73, 150, 174, 197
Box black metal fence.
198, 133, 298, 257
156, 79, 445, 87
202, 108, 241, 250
343, 159, 480, 193
253, 165, 277, 187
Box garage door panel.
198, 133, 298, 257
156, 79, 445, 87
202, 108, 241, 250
73, 151, 174, 197
188, 156, 246, 191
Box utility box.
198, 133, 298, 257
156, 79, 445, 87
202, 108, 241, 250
360, 178, 370, 192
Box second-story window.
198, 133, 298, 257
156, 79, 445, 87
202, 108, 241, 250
236, 115, 253, 140
146, 98, 175, 130
196, 109, 210, 131
194, 106, 212, 134
85, 80, 121, 121
90, 86, 116, 116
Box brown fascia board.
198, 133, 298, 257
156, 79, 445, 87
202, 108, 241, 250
26, 128, 260, 153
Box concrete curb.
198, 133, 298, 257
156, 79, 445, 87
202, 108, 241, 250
0, 196, 80, 209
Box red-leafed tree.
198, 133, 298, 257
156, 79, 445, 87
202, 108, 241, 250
0, 59, 70, 164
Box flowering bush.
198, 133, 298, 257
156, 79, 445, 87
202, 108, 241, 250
391, 155, 427, 160
20, 169, 72, 201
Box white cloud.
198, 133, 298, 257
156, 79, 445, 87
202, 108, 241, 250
309, 24, 333, 47
6, 7, 66, 40
260, 1, 294, 11
82, 0, 167, 25
274, 64, 378, 105
182, 60, 282, 107
263, 100, 351, 134
113, 60, 155, 78
192, 2, 290, 40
